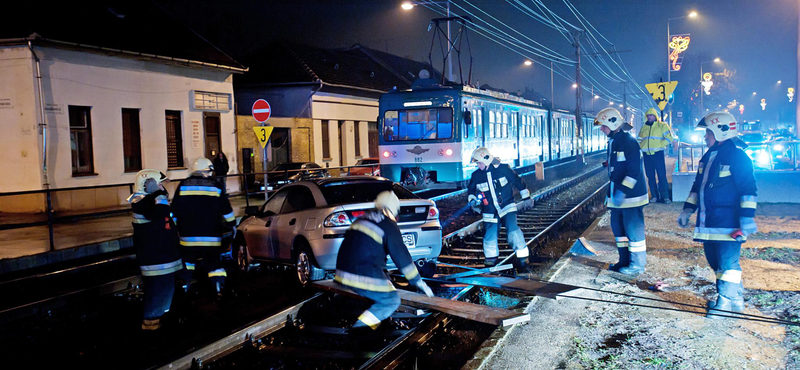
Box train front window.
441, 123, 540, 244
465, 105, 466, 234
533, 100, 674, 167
383, 108, 453, 141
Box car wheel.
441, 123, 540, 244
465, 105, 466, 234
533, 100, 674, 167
294, 244, 325, 287
234, 234, 253, 272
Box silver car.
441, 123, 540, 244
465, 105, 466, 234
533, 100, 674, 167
234, 176, 442, 285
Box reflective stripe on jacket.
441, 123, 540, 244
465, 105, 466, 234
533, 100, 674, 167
131, 190, 182, 276
467, 161, 531, 220
638, 120, 674, 154
606, 130, 649, 208
682, 139, 758, 242
171, 175, 235, 247
334, 211, 422, 292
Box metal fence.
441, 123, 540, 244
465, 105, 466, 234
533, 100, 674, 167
676, 139, 799, 172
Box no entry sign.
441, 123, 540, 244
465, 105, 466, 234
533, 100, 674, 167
252, 99, 271, 123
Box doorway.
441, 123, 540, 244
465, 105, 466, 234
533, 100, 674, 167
266, 128, 291, 171
204, 112, 221, 158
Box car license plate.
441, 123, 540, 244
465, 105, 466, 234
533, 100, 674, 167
402, 233, 416, 249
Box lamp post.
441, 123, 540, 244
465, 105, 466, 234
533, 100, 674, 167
700, 57, 721, 116
667, 11, 698, 125
402, 1, 452, 83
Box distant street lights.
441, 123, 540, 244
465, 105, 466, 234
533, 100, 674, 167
524, 60, 533, 66
402, 1, 452, 82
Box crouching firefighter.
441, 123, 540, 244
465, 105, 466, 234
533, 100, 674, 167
594, 107, 649, 276
677, 111, 757, 319
467, 147, 532, 273
335, 191, 434, 332
127, 170, 183, 330
172, 158, 236, 298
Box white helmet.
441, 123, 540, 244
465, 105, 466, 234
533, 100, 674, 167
192, 157, 214, 176
375, 190, 400, 217
698, 111, 738, 142
133, 169, 168, 194
471, 147, 494, 167
593, 107, 627, 131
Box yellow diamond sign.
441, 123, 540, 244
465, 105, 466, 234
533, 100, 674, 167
645, 81, 678, 111
253, 126, 274, 148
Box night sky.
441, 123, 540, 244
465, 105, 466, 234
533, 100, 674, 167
157, 0, 798, 123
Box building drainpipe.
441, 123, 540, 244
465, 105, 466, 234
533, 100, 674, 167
29, 41, 55, 251
29, 41, 49, 188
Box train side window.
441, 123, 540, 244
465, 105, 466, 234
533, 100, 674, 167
438, 108, 452, 139
489, 111, 495, 138
474, 109, 482, 138
502, 112, 508, 138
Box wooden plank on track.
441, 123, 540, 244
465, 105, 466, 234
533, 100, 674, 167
312, 280, 529, 327
454, 276, 581, 299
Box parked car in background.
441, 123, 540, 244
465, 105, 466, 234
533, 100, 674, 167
261, 162, 329, 190
345, 157, 380, 176
234, 176, 442, 286
741, 132, 772, 169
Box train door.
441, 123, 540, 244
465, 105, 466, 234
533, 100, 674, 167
474, 107, 484, 147
514, 112, 522, 167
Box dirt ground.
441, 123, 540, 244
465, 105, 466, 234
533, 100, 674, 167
481, 202, 800, 370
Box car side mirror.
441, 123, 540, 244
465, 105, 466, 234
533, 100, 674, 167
245, 206, 259, 216
463, 109, 472, 125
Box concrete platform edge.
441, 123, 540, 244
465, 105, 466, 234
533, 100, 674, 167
0, 236, 133, 275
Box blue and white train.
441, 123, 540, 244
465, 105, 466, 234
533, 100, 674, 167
378, 78, 606, 186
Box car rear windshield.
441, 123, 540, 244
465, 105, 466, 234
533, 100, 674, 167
320, 181, 418, 205
271, 162, 305, 171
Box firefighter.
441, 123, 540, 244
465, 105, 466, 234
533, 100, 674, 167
172, 157, 236, 298
335, 191, 434, 332
594, 107, 649, 275
638, 108, 674, 203
127, 169, 183, 330
467, 147, 532, 272
677, 111, 757, 318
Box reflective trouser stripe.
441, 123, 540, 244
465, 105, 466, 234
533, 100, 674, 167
141, 259, 183, 276
357, 310, 381, 330
628, 240, 647, 253
184, 262, 195, 271
615, 236, 629, 248
716, 270, 742, 284
515, 247, 529, 258
208, 268, 227, 278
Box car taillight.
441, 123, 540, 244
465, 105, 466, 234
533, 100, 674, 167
349, 210, 366, 219
428, 206, 439, 219
324, 211, 352, 227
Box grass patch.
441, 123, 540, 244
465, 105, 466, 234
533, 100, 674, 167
741, 247, 800, 265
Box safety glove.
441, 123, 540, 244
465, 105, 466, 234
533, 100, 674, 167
612, 189, 626, 207
739, 217, 758, 237
677, 209, 693, 228
415, 280, 434, 297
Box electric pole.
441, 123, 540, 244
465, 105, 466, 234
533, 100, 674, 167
573, 31, 584, 163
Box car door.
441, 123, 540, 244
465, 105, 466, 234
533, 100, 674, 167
243, 189, 288, 260
272, 185, 317, 261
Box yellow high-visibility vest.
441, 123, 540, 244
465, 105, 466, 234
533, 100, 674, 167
638, 121, 673, 154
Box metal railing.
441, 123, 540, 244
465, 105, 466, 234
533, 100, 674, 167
676, 139, 799, 172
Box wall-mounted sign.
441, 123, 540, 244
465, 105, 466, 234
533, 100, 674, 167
0, 98, 12, 109
668, 34, 691, 72
44, 103, 64, 114
191, 119, 202, 149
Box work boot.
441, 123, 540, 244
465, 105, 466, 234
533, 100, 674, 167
608, 247, 630, 272
484, 257, 498, 268
619, 251, 646, 276
707, 296, 744, 319
142, 318, 161, 331
513, 256, 530, 275
662, 198, 672, 204
649, 197, 660, 204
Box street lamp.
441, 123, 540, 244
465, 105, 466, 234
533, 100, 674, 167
778, 80, 782, 84
667, 11, 699, 126
523, 60, 532, 66
572, 83, 577, 88
700, 58, 721, 116
402, 1, 452, 82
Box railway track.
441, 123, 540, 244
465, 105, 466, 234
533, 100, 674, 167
154, 168, 609, 369
0, 159, 608, 369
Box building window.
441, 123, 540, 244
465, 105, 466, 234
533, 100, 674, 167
322, 120, 331, 158
69, 105, 94, 175
121, 108, 142, 172
192, 90, 231, 111
165, 110, 184, 168
354, 122, 361, 157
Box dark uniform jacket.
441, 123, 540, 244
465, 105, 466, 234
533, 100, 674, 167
131, 190, 182, 276
606, 130, 649, 208
171, 175, 236, 248
682, 139, 758, 242
334, 211, 421, 292
467, 160, 531, 223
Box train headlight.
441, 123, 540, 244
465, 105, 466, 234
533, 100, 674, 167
445, 148, 453, 156
774, 144, 784, 151
383, 151, 391, 158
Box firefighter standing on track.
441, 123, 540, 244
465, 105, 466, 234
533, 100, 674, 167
335, 191, 434, 332
594, 107, 649, 276
638, 108, 675, 204
467, 147, 532, 272
677, 111, 757, 318
172, 157, 236, 298
127, 169, 183, 330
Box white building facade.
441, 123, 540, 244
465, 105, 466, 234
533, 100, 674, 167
0, 44, 243, 194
